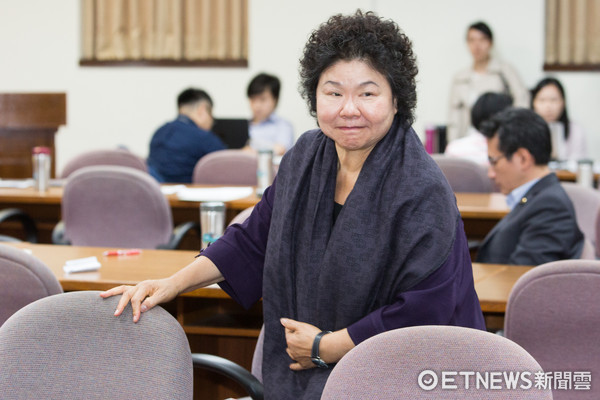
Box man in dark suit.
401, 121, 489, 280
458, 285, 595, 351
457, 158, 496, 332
475, 107, 584, 265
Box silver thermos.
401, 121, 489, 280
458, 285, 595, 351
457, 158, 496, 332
256, 149, 273, 197
200, 201, 226, 250
576, 159, 594, 188
32, 146, 51, 192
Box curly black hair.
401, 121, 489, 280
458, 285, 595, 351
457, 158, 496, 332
299, 10, 418, 127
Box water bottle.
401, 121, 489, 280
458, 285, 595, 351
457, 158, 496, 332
424, 125, 436, 154
200, 201, 226, 250
32, 146, 51, 192
256, 149, 273, 197
576, 159, 594, 188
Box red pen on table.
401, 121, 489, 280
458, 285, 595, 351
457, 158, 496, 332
102, 249, 142, 257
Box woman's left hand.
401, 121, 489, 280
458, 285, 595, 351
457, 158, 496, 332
280, 318, 321, 371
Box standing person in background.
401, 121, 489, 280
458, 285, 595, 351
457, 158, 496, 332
531, 77, 587, 161
445, 92, 513, 165
246, 73, 294, 156
146, 88, 225, 183
447, 21, 529, 142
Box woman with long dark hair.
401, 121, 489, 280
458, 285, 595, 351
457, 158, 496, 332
531, 77, 587, 161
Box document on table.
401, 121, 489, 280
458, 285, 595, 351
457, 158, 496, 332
63, 256, 101, 274
160, 184, 187, 195
0, 179, 33, 188
175, 186, 254, 202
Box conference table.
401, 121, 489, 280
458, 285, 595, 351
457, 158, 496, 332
4, 242, 528, 313
3, 241, 530, 398
0, 184, 510, 249
0, 184, 259, 249
455, 192, 509, 240
553, 168, 600, 186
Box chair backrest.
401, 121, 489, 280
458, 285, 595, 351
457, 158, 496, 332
0, 243, 63, 326
561, 182, 600, 255
251, 325, 265, 383
62, 165, 173, 248
0, 291, 192, 399
193, 150, 258, 186
505, 260, 600, 400
580, 238, 595, 259
431, 154, 494, 193
60, 148, 148, 178
596, 212, 600, 257
321, 325, 551, 399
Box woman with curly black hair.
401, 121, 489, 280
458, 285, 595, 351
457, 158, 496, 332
103, 10, 485, 399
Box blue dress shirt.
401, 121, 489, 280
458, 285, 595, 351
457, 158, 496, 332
248, 113, 294, 152
147, 115, 225, 183
506, 178, 541, 210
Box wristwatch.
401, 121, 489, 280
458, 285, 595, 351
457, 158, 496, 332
311, 330, 332, 369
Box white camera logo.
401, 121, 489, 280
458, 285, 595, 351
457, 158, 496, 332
418, 370, 438, 391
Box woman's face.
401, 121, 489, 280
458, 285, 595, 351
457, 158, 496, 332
467, 28, 492, 63
316, 59, 397, 153
533, 84, 565, 123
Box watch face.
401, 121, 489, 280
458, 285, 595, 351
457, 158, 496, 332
311, 357, 329, 369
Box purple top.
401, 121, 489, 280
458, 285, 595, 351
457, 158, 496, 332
202, 177, 485, 343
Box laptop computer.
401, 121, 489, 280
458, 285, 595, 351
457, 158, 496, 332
211, 118, 249, 149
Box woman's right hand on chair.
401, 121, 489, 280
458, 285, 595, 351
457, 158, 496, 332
100, 279, 178, 323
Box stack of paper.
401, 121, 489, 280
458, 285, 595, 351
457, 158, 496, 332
160, 184, 187, 195
0, 179, 34, 188
63, 256, 101, 274
175, 186, 254, 202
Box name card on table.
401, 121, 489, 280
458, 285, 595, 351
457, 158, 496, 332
173, 186, 254, 202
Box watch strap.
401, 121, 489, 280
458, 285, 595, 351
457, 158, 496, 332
311, 330, 332, 368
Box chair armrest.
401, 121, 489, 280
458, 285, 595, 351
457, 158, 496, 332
0, 234, 23, 242
467, 239, 482, 251
0, 208, 38, 243
51, 221, 71, 245
160, 221, 200, 250
191, 353, 264, 400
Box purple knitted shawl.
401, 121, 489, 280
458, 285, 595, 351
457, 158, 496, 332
261, 116, 459, 399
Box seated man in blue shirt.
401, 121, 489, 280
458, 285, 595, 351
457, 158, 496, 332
476, 107, 584, 265
147, 88, 225, 183
246, 73, 294, 156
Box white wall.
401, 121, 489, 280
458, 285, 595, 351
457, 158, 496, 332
1, 0, 599, 174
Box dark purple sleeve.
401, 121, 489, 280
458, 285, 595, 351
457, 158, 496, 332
200, 178, 276, 309
346, 219, 486, 344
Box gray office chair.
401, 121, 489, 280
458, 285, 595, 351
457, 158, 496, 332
505, 260, 600, 400
0, 208, 38, 243
52, 165, 198, 249
0, 291, 192, 398
561, 182, 600, 257
193, 326, 264, 400
193, 150, 258, 186
431, 154, 494, 193
229, 206, 255, 227
188, 206, 264, 399
60, 148, 148, 178
322, 325, 551, 399
0, 243, 62, 326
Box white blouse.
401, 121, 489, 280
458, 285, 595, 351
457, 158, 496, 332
548, 121, 587, 161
